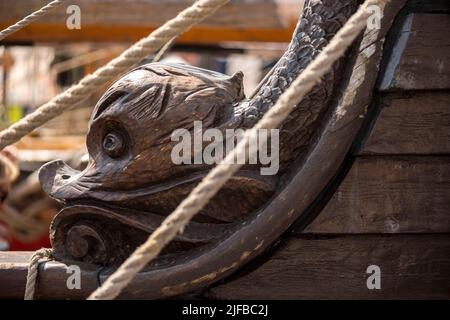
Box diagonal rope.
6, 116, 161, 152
88, 0, 388, 300
0, 0, 68, 42
0, 0, 230, 150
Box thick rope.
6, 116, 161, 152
24, 248, 53, 300
88, 0, 388, 300
0, 0, 68, 42
0, 0, 230, 149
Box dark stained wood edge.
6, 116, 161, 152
206, 234, 450, 299
0, 251, 100, 299
407, 0, 450, 13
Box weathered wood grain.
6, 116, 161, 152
207, 234, 450, 299
379, 14, 450, 91
360, 92, 450, 155
302, 156, 450, 234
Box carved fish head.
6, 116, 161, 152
39, 63, 249, 211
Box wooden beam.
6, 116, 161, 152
0, 251, 100, 299
0, 0, 301, 44
207, 234, 450, 299
0, 24, 297, 45
5, 234, 450, 299
360, 92, 450, 155
303, 156, 450, 234
0, 0, 291, 29
379, 14, 450, 91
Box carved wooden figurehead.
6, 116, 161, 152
38, 0, 388, 298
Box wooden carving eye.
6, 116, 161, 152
103, 131, 124, 158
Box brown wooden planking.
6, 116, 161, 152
360, 92, 450, 155
379, 14, 450, 91
302, 156, 450, 234
207, 234, 450, 299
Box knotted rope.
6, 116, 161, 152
24, 248, 53, 300
88, 0, 388, 300
0, 0, 68, 42
0, 0, 230, 149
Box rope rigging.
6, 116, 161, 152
0, 0, 68, 42
0, 0, 230, 149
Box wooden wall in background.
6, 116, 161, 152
207, 3, 450, 299
0, 0, 302, 44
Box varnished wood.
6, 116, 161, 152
360, 93, 450, 155
207, 234, 450, 299
303, 156, 450, 234
379, 14, 450, 91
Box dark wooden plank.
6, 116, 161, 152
0, 251, 100, 299
360, 92, 450, 155
379, 14, 450, 91
303, 156, 450, 234
207, 234, 450, 299
408, 0, 450, 14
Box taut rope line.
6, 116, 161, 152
0, 0, 230, 149
0, 0, 68, 42
88, 0, 388, 300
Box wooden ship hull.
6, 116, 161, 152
0, 0, 449, 299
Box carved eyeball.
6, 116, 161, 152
102, 131, 124, 158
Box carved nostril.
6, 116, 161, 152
61, 174, 71, 180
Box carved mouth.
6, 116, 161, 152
39, 159, 277, 204
39, 159, 210, 202
39, 159, 88, 202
